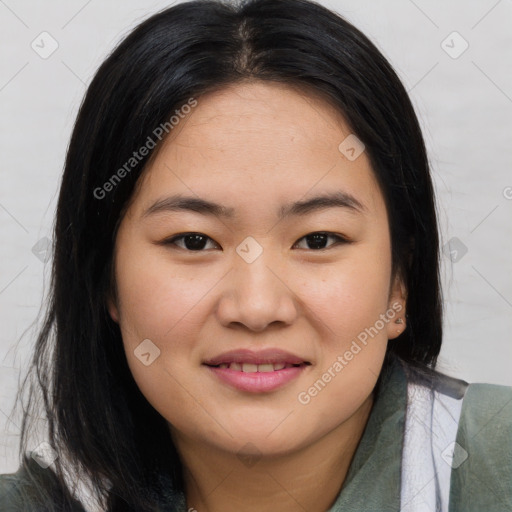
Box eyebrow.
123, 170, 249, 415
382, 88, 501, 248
141, 191, 367, 221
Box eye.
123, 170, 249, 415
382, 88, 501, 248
163, 231, 350, 252
293, 232, 350, 250
164, 232, 220, 251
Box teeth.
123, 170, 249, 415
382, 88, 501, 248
216, 362, 300, 372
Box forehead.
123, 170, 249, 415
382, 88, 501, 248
130, 81, 384, 219
168, 80, 352, 152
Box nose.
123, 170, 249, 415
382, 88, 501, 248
215, 247, 299, 332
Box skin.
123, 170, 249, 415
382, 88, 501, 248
107, 80, 407, 512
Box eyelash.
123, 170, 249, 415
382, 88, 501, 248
162, 231, 351, 252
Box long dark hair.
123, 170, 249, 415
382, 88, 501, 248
9, 0, 443, 509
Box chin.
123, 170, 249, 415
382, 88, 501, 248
214, 425, 310, 458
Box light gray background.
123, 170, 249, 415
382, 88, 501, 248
1, 0, 511, 474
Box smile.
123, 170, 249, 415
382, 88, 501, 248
211, 362, 305, 372
204, 362, 310, 393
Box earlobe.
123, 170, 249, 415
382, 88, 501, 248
387, 303, 406, 340
387, 273, 407, 340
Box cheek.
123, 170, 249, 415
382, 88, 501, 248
114, 243, 218, 345
113, 244, 222, 412
294, 269, 390, 436
298, 250, 392, 341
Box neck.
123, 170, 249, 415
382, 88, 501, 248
171, 392, 374, 512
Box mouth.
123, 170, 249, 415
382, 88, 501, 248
204, 362, 310, 372
202, 348, 311, 393
203, 348, 311, 369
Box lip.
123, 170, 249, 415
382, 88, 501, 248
203, 348, 311, 393
205, 364, 309, 393
203, 348, 309, 366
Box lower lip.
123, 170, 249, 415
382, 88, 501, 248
204, 365, 307, 393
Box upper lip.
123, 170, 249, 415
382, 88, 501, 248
203, 348, 310, 366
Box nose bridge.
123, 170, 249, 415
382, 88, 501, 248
235, 237, 283, 306
217, 236, 297, 330
237, 244, 279, 298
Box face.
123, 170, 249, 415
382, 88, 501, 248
107, 81, 406, 458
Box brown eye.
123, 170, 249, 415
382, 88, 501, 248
293, 232, 350, 250
165, 233, 220, 251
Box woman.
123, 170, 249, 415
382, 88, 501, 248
1, 0, 510, 510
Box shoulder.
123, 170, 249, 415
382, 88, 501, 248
462, 379, 512, 414
400, 361, 512, 511
433, 371, 512, 511
457, 379, 512, 464
456, 378, 512, 447
0, 469, 25, 511
450, 380, 512, 511
0, 456, 87, 512
405, 361, 512, 445
0, 464, 44, 511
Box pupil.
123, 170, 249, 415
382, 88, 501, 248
307, 233, 327, 250
185, 234, 207, 250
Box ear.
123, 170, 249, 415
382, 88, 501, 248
386, 271, 407, 340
